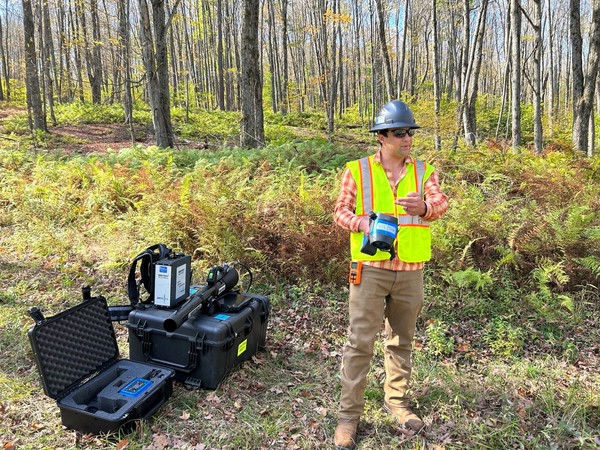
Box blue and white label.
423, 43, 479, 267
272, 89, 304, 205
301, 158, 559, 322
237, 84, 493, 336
159, 266, 168, 273
213, 314, 230, 321
374, 221, 397, 237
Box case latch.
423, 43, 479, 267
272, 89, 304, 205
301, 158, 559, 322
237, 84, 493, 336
188, 333, 205, 369
27, 307, 46, 325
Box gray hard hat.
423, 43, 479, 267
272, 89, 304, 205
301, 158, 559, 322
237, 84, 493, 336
369, 100, 420, 132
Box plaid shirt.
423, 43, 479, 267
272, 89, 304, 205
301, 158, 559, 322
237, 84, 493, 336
334, 150, 449, 271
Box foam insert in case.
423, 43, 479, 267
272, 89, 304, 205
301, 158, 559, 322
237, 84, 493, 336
28, 295, 174, 434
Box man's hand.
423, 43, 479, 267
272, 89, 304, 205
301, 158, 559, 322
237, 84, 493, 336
358, 217, 370, 235
395, 192, 426, 216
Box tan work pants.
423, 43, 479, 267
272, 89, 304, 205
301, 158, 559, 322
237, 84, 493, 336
338, 265, 424, 419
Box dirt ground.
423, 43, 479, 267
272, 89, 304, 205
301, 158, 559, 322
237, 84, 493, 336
0, 105, 154, 154
50, 123, 149, 154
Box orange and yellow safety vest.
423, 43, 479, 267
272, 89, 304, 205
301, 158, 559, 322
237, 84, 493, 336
347, 155, 434, 262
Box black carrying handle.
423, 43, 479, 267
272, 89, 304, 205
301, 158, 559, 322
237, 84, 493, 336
108, 305, 134, 322
141, 332, 203, 373
141, 354, 197, 372
127, 244, 172, 306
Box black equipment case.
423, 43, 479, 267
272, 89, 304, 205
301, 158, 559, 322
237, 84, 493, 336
27, 295, 174, 434
126, 291, 270, 389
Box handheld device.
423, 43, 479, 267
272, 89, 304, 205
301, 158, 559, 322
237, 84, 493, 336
349, 261, 362, 285
360, 212, 398, 259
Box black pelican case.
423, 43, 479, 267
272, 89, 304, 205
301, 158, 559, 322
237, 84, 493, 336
126, 291, 270, 389
27, 295, 174, 434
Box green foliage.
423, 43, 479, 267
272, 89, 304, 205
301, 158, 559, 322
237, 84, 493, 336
264, 109, 327, 130
435, 147, 600, 287
483, 317, 525, 358
574, 256, 600, 279
424, 319, 456, 358
171, 107, 239, 140
1, 113, 30, 134
1, 116, 600, 449
526, 258, 578, 324
54, 102, 125, 124
0, 143, 351, 285
106, 144, 204, 169
451, 267, 494, 293
264, 122, 300, 145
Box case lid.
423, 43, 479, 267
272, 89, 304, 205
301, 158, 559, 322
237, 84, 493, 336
27, 296, 119, 399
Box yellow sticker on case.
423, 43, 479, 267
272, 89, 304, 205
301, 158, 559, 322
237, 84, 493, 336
238, 339, 248, 356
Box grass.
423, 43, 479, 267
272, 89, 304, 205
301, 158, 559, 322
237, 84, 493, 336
4, 276, 597, 449
1, 103, 599, 449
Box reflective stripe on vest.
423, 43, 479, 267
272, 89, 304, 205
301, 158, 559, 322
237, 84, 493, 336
347, 155, 434, 262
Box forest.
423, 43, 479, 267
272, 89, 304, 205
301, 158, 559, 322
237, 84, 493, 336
0, 0, 599, 153
0, 0, 599, 449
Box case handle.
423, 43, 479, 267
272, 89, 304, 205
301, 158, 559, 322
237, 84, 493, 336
142, 336, 202, 373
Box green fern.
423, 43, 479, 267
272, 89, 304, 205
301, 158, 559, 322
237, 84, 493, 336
451, 267, 495, 293
574, 256, 600, 279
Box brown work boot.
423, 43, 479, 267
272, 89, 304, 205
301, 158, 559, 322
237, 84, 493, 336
334, 418, 359, 450
384, 401, 425, 432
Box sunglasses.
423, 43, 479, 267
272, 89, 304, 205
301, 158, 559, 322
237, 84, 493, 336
389, 129, 416, 138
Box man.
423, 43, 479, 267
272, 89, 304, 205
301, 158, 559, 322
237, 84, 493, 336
333, 100, 449, 449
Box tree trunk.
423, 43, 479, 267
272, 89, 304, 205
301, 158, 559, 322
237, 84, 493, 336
280, 0, 289, 114
570, 0, 583, 116
312, 0, 328, 106
240, 0, 264, 147
82, 0, 103, 104
139, 0, 177, 148
453, 0, 470, 148
546, 0, 557, 135
326, 0, 340, 140
532, 0, 543, 154
216, 0, 225, 110
446, 5, 459, 101
511, 0, 522, 150
432, 0, 441, 149
56, 4, 68, 101
0, 13, 4, 100
589, 110, 595, 156
398, 0, 409, 96
118, 0, 135, 142
41, 0, 56, 125
572, 0, 600, 153
352, 0, 363, 118
496, 24, 511, 139
267, 0, 278, 113
168, 0, 179, 106
0, 9, 10, 100
460, 0, 488, 146
375, 0, 395, 99
22, 0, 46, 132
369, 0, 378, 113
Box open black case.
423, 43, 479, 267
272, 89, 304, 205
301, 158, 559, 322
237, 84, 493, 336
27, 294, 174, 434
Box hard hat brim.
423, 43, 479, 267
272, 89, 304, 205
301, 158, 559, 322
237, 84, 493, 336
369, 122, 421, 132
